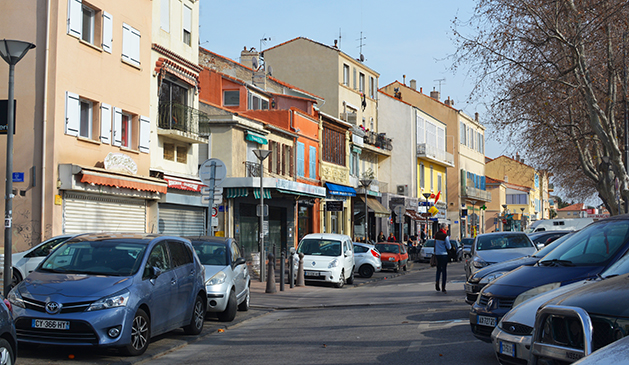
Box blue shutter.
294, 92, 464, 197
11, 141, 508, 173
297, 142, 305, 177
309, 146, 316, 179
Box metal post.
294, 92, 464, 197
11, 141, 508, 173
364, 190, 369, 241
279, 250, 285, 291
206, 161, 216, 237
3, 64, 15, 296
259, 161, 265, 282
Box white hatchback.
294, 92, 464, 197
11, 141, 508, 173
297, 233, 355, 288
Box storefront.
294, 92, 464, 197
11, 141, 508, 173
323, 183, 356, 236
157, 175, 206, 236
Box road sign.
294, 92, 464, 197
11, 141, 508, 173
257, 204, 268, 217
201, 186, 223, 195
212, 206, 218, 217
202, 195, 222, 204
198, 158, 226, 186
393, 205, 405, 216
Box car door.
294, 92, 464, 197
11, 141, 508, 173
230, 241, 246, 301
143, 241, 176, 334
167, 240, 196, 327
343, 239, 354, 277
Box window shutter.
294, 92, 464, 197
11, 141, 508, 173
183, 5, 192, 34
100, 103, 111, 144
276, 144, 281, 174
289, 146, 294, 177
297, 142, 305, 177
122, 23, 141, 67
309, 146, 316, 179
160, 0, 170, 32
281, 144, 285, 175
112, 107, 122, 146
67, 0, 82, 37
139, 115, 150, 153
65, 91, 80, 136
268, 141, 274, 173
102, 12, 113, 53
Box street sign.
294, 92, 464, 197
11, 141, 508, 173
393, 205, 405, 216
212, 206, 218, 217
202, 195, 222, 204
256, 204, 268, 217
389, 197, 405, 209
198, 158, 226, 187
201, 186, 223, 195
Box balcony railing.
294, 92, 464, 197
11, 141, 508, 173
417, 143, 454, 166
363, 131, 392, 151
245, 161, 261, 177
159, 101, 210, 135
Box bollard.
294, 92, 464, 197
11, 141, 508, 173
296, 252, 305, 287
265, 252, 276, 293
279, 250, 285, 291
289, 251, 295, 289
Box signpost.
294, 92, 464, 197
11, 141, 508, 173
199, 158, 226, 236
393, 205, 405, 242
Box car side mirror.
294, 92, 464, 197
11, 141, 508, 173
233, 257, 246, 266
149, 266, 162, 279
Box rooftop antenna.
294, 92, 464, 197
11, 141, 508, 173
434, 78, 446, 93
357, 31, 366, 61
259, 37, 271, 52
338, 28, 342, 49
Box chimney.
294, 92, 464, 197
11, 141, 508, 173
475, 112, 479, 122
515, 152, 520, 162
420, 87, 423, 94
444, 96, 454, 106
403, 75, 406, 84
430, 88, 440, 101
334, 39, 338, 48
240, 46, 259, 70
409, 79, 417, 90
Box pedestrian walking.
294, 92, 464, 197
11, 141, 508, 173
377, 231, 386, 242
433, 223, 452, 293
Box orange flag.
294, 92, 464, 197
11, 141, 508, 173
434, 191, 441, 203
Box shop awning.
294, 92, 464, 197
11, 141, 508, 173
225, 188, 249, 199
359, 196, 390, 218
405, 209, 423, 221
245, 131, 268, 145
276, 189, 322, 199
253, 189, 272, 199
79, 170, 167, 194
326, 182, 356, 197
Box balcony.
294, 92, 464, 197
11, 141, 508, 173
417, 143, 454, 167
245, 161, 261, 177
462, 185, 492, 202
158, 102, 209, 144
362, 131, 392, 151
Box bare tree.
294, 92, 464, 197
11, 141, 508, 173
453, 0, 629, 214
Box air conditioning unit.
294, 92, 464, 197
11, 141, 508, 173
396, 185, 408, 196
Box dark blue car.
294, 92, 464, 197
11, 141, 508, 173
469, 215, 629, 342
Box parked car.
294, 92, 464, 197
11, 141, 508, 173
296, 233, 355, 288
490, 248, 629, 365
419, 239, 435, 262
572, 335, 629, 365
470, 216, 629, 343
464, 232, 574, 305
528, 230, 573, 248
0, 294, 17, 365
460, 237, 474, 262
7, 233, 207, 356
352, 242, 381, 278
464, 231, 537, 280
188, 237, 250, 322
449, 240, 461, 262
375, 242, 408, 272
0, 234, 75, 288
526, 217, 595, 233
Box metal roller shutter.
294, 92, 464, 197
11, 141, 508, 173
63, 192, 147, 234
158, 204, 205, 236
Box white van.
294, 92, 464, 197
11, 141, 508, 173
296, 233, 355, 288
526, 218, 595, 233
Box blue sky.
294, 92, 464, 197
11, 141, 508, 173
199, 0, 505, 158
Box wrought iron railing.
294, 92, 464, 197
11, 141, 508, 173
158, 102, 210, 135
245, 161, 261, 177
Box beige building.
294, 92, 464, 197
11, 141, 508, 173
1, 0, 164, 253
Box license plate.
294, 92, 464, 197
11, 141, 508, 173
477, 315, 496, 327
304, 271, 320, 276
499, 341, 515, 357
32, 319, 70, 330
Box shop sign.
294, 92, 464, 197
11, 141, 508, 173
326, 201, 343, 212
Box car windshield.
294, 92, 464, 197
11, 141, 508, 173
531, 233, 573, 258
540, 219, 629, 266
298, 239, 341, 256
375, 243, 400, 254
461, 238, 474, 246
423, 240, 435, 248
38, 240, 146, 276
192, 242, 228, 266
475, 234, 533, 251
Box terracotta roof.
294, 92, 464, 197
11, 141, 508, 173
380, 80, 460, 112
558, 203, 585, 211
152, 44, 202, 73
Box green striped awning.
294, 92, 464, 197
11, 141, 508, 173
253, 189, 272, 199
225, 188, 249, 199
245, 131, 268, 145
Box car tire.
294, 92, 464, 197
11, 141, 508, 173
217, 290, 237, 322
347, 269, 355, 285
394, 262, 399, 272
0, 338, 14, 365
403, 263, 407, 271
121, 309, 150, 356
183, 295, 205, 335
238, 288, 250, 311
359, 264, 374, 278
335, 270, 345, 288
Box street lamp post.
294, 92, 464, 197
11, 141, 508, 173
359, 179, 372, 242
0, 39, 35, 296
253, 149, 271, 283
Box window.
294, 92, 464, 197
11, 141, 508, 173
430, 165, 434, 191
177, 145, 187, 163
268, 141, 279, 174
282, 144, 293, 176
81, 4, 95, 44
164, 143, 175, 160
248, 92, 269, 110
369, 76, 375, 98
420, 162, 425, 189
159, 78, 190, 129
350, 151, 359, 177
460, 122, 466, 145
67, 0, 111, 52
309, 146, 317, 179
121, 113, 132, 148
353, 68, 357, 89
416, 113, 425, 144
322, 126, 346, 166
223, 90, 240, 106
297, 142, 305, 177
359, 73, 365, 92
79, 99, 93, 139
122, 23, 141, 67
160, 0, 170, 32
182, 4, 191, 46
437, 173, 442, 192
343, 64, 350, 86
507, 194, 528, 205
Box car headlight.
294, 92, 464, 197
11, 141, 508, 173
479, 272, 507, 284
328, 259, 339, 269
512, 282, 561, 308
7, 288, 25, 309
87, 290, 130, 311
472, 256, 489, 268
206, 271, 227, 286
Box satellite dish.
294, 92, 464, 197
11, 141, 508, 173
360, 54, 365, 62
252, 57, 259, 70
267, 66, 273, 76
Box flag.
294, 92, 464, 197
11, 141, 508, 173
434, 191, 441, 203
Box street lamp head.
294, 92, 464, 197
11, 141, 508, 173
0, 39, 35, 66
252, 149, 271, 161
422, 193, 431, 200
359, 179, 372, 188
502, 204, 508, 209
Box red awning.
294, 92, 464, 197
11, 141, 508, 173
405, 210, 423, 221
163, 175, 203, 192
80, 170, 167, 194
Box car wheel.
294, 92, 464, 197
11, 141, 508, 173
0, 338, 14, 365
217, 290, 237, 322
121, 309, 150, 356
335, 270, 345, 288
183, 295, 205, 335
403, 263, 407, 271
359, 264, 374, 278
347, 269, 355, 285
238, 288, 250, 311
394, 262, 399, 272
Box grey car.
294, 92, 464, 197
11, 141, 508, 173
353, 242, 382, 278
464, 232, 537, 280
189, 237, 250, 322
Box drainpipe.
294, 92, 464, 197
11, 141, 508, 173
40, 0, 51, 240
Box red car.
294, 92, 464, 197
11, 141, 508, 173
374, 242, 409, 272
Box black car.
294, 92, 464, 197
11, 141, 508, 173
527, 230, 573, 248
0, 295, 16, 364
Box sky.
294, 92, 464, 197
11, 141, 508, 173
198, 0, 506, 159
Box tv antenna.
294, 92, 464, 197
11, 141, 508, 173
260, 37, 271, 52
434, 78, 446, 93
357, 32, 366, 61
338, 28, 342, 49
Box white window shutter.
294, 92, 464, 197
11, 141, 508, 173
112, 107, 122, 146
102, 12, 113, 53
65, 91, 80, 136
183, 5, 192, 33
122, 23, 141, 67
67, 0, 82, 37
100, 103, 111, 144
160, 0, 170, 32
139, 115, 150, 153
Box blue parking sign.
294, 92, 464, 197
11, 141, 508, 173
12, 172, 24, 182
